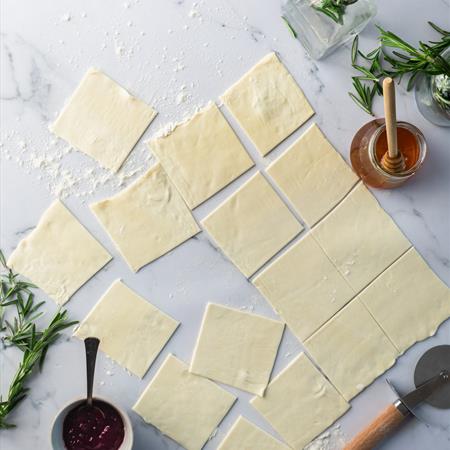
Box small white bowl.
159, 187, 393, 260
50, 397, 133, 450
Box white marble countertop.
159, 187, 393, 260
1, 1, 449, 449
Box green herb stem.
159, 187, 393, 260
0, 250, 77, 429
350, 22, 450, 115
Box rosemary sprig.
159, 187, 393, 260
314, 0, 346, 25
313, 0, 359, 25
349, 22, 450, 115
0, 250, 77, 429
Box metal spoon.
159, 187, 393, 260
84, 337, 100, 408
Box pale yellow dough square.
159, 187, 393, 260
359, 248, 450, 354
312, 182, 411, 292
304, 299, 399, 401
218, 416, 289, 450
7, 200, 111, 305
201, 172, 303, 277
133, 354, 236, 450
253, 233, 355, 341
91, 163, 200, 272
221, 53, 314, 156
190, 303, 284, 396
267, 123, 358, 226
50, 68, 156, 172
75, 280, 178, 378
251, 353, 349, 449
149, 103, 254, 209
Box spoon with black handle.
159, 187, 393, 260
84, 337, 100, 408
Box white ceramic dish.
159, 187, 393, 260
50, 397, 133, 450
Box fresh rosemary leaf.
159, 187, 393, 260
349, 21, 450, 115
349, 92, 373, 115
281, 16, 297, 38
428, 21, 449, 37
353, 65, 379, 81
351, 36, 358, 64
0, 250, 78, 429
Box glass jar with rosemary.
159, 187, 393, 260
281, 0, 376, 60
415, 46, 450, 127
349, 22, 450, 127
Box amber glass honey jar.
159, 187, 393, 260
350, 119, 427, 189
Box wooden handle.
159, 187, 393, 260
383, 77, 398, 159
343, 404, 407, 450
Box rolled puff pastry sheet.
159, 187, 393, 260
50, 68, 156, 172
358, 247, 450, 354
190, 303, 285, 396
74, 279, 179, 378
304, 299, 399, 401
266, 123, 359, 227
149, 102, 254, 209
217, 416, 290, 450
220, 52, 314, 156
90, 163, 200, 272
253, 232, 355, 342
7, 200, 111, 305
133, 354, 236, 450
250, 353, 350, 450
312, 182, 411, 293
201, 172, 303, 277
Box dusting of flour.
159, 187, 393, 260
305, 425, 346, 450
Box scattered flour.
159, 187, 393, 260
1, 0, 251, 203
305, 425, 346, 450
60, 13, 72, 23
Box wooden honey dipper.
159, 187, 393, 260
380, 77, 406, 173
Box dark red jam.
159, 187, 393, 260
63, 400, 125, 450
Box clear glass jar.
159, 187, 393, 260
414, 47, 450, 127
350, 119, 427, 189
282, 0, 377, 60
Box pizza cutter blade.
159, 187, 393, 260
414, 344, 450, 409
343, 345, 450, 450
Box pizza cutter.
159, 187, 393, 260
344, 345, 450, 450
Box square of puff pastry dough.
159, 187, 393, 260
74, 279, 179, 378
90, 163, 200, 272
312, 182, 411, 292
304, 299, 399, 401
190, 303, 285, 396
50, 68, 156, 172
221, 52, 314, 156
253, 233, 355, 341
250, 353, 349, 450
218, 416, 290, 450
266, 123, 358, 226
201, 172, 303, 277
359, 248, 450, 354
133, 354, 236, 450
7, 200, 111, 305
149, 103, 254, 209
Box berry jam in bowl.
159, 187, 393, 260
51, 397, 133, 450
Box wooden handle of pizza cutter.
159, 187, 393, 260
343, 403, 407, 450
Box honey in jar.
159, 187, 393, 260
350, 119, 427, 189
